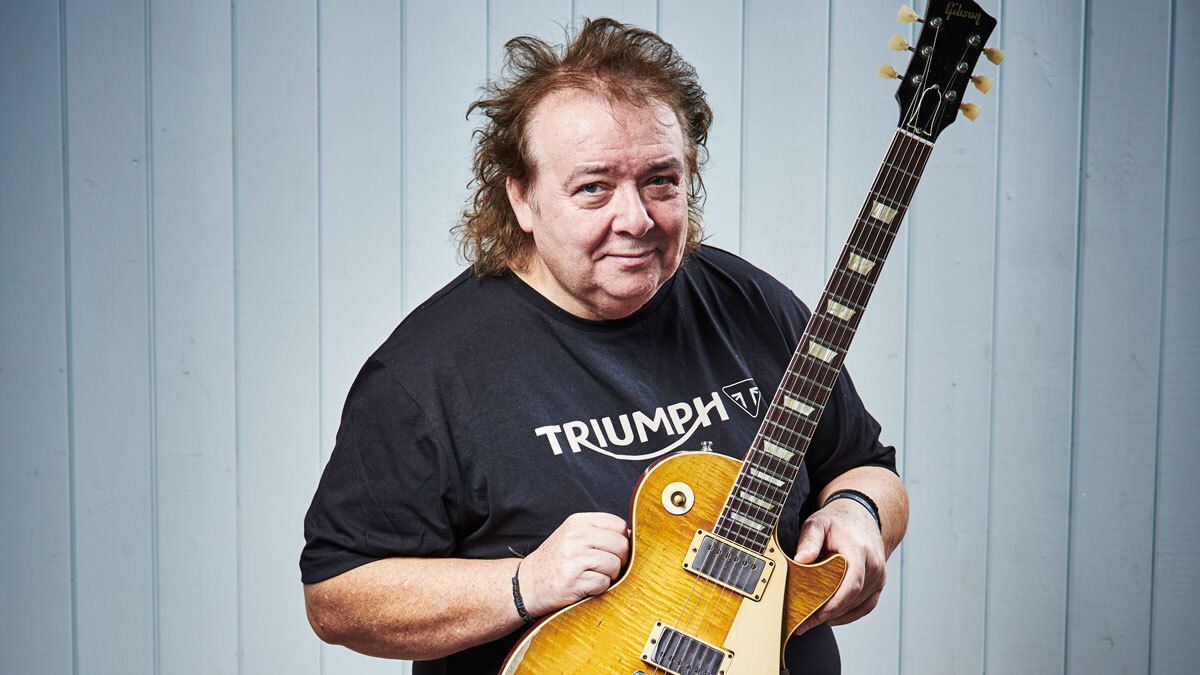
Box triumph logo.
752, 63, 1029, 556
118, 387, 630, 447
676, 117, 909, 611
721, 378, 761, 418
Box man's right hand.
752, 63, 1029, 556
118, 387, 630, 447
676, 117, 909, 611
517, 512, 630, 618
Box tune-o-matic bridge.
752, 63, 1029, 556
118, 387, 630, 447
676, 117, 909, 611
681, 530, 775, 600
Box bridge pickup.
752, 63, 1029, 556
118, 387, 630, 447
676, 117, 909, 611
641, 622, 733, 675
681, 530, 775, 600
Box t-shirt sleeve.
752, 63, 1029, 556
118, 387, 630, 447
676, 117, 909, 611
300, 356, 464, 584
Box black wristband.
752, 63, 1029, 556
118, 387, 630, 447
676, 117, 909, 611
823, 489, 882, 532
511, 560, 535, 626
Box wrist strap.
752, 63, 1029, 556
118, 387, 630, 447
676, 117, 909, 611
511, 560, 535, 626
823, 489, 882, 532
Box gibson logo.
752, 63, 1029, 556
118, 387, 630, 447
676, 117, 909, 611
946, 2, 982, 25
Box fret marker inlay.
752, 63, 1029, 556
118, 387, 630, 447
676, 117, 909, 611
730, 512, 767, 532
870, 201, 899, 224
826, 299, 856, 321
783, 396, 816, 416
847, 253, 876, 276
739, 491, 776, 511
807, 340, 838, 364
750, 468, 785, 487
761, 440, 795, 461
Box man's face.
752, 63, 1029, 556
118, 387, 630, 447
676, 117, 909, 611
507, 89, 690, 321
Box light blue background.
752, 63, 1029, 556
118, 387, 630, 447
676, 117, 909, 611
2, 1, 1196, 673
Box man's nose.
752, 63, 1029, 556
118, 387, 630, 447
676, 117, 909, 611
610, 184, 654, 237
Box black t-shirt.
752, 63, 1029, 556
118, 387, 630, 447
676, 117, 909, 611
301, 245, 896, 674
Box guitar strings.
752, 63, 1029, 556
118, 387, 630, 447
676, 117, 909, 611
651, 24, 942, 669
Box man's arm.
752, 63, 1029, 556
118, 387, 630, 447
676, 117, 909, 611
792, 465, 909, 628
304, 512, 629, 660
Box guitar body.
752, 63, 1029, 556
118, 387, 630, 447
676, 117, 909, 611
501, 451, 847, 674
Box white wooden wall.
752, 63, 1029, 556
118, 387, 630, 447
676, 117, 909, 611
1, 1, 1196, 673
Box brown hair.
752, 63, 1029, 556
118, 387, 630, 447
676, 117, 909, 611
456, 17, 713, 276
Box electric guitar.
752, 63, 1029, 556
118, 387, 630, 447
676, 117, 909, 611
501, 3, 1001, 671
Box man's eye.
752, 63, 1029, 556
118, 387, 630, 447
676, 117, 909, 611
580, 183, 603, 194
649, 175, 677, 187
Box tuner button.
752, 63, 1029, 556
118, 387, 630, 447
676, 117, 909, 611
877, 64, 901, 80
888, 33, 911, 52
983, 46, 1005, 65
959, 102, 982, 121
897, 4, 920, 23
971, 74, 993, 94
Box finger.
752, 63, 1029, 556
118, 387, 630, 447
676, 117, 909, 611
793, 517, 829, 564
586, 512, 629, 534
578, 569, 613, 596
826, 589, 882, 627
587, 528, 631, 561
584, 549, 623, 582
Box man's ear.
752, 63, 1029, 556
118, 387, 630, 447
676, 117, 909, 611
506, 176, 535, 234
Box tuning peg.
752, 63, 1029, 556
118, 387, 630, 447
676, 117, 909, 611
983, 46, 1005, 65
878, 64, 901, 80
959, 102, 981, 121
970, 74, 993, 93
888, 33, 911, 52
897, 4, 920, 23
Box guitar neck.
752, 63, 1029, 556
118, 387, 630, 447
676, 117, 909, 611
713, 129, 935, 553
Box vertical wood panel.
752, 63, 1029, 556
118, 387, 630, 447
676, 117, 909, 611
897, 4, 1001, 672
488, 0, 572, 78
401, 1, 486, 310
658, 0, 742, 254
741, 0, 828, 304
318, 1, 407, 672
1151, 1, 1199, 671
63, 0, 156, 672
149, 2, 238, 673
0, 2, 73, 672
573, 0, 656, 29
826, 3, 909, 669
1067, 0, 1171, 672
234, 1, 322, 672
985, 1, 1083, 671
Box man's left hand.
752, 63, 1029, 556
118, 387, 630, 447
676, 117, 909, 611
792, 497, 887, 631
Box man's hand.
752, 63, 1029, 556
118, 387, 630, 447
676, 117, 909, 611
518, 512, 630, 617
793, 498, 887, 631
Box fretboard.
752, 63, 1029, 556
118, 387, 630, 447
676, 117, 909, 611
712, 129, 934, 553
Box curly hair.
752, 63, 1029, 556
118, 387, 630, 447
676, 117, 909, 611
456, 17, 714, 276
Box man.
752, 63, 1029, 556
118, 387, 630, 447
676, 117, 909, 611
301, 18, 908, 674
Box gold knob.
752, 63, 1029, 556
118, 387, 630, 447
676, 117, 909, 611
878, 64, 901, 80
983, 46, 1005, 65
888, 33, 911, 52
971, 74, 993, 94
671, 492, 686, 507
960, 102, 981, 121
897, 4, 919, 23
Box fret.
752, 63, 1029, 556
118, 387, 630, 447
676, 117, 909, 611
796, 353, 842, 377
882, 160, 920, 181
866, 191, 901, 210
824, 291, 864, 314
824, 298, 857, 322
808, 311, 860, 339
760, 415, 814, 446
856, 214, 897, 238
782, 373, 833, 397
780, 391, 818, 416
735, 469, 790, 501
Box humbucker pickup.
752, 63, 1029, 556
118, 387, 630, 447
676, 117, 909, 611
641, 621, 733, 675
681, 530, 775, 600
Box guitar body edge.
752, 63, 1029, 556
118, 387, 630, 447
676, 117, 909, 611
500, 451, 847, 674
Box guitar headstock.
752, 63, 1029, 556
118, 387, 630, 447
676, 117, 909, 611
879, 1, 1000, 142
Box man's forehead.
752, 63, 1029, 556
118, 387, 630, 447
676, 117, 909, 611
524, 89, 685, 167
